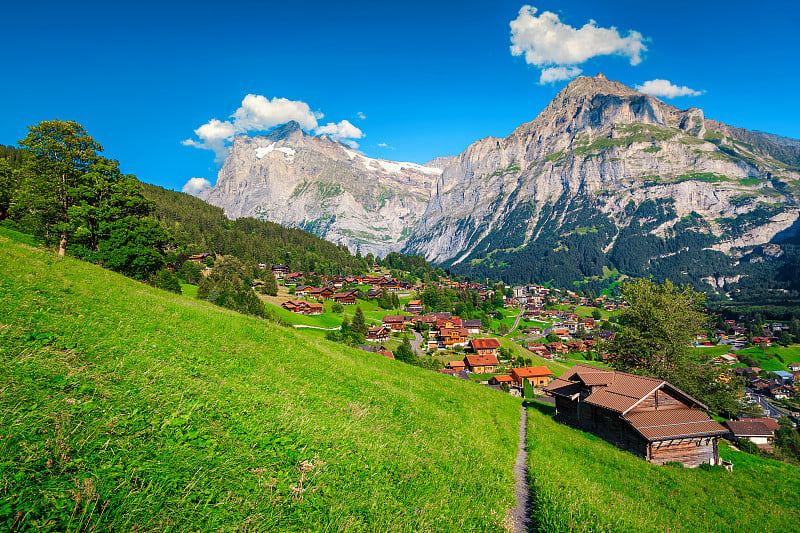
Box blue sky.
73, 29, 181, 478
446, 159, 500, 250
2, 0, 799, 193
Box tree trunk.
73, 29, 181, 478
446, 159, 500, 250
58, 233, 67, 256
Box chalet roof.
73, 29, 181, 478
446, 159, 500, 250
464, 354, 499, 367
470, 338, 501, 349
544, 378, 582, 397
740, 418, 780, 431
463, 319, 482, 327
382, 315, 406, 322
724, 420, 775, 438
512, 366, 554, 378
493, 375, 513, 382
625, 409, 728, 440
554, 364, 708, 414
574, 369, 614, 386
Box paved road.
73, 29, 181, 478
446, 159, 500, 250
410, 329, 424, 356
746, 389, 789, 419
509, 309, 523, 334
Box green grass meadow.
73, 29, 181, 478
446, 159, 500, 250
525, 401, 800, 532
0, 236, 522, 532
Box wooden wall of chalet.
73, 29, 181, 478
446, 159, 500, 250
554, 398, 648, 458
629, 389, 689, 412
648, 437, 718, 467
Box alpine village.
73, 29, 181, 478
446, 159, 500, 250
2, 16, 800, 533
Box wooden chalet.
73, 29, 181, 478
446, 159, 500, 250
305, 302, 324, 315
724, 420, 776, 452
469, 338, 501, 356
547, 342, 568, 354
270, 264, 289, 278
308, 287, 334, 300
464, 354, 499, 374
490, 375, 513, 386
526, 343, 551, 359
511, 366, 554, 388
463, 319, 482, 334
405, 299, 424, 315
447, 360, 466, 371
188, 253, 211, 263
332, 290, 358, 305
357, 345, 395, 360
544, 365, 728, 468
382, 315, 410, 332
440, 327, 469, 348
366, 326, 391, 343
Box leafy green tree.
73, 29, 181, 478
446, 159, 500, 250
592, 309, 602, 320
151, 269, 182, 293
351, 306, 368, 337
546, 332, 559, 343
331, 302, 344, 314
606, 279, 741, 413
498, 323, 510, 336
524, 380, 534, 399
197, 256, 264, 317
178, 260, 204, 285
16, 120, 102, 256
790, 318, 800, 342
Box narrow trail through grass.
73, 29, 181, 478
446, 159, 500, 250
506, 405, 534, 533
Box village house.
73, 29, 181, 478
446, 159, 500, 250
464, 319, 482, 334
308, 287, 334, 300
357, 345, 394, 359
464, 354, 499, 374
469, 338, 501, 356
332, 289, 358, 305
305, 302, 324, 315
544, 365, 729, 468
270, 264, 289, 278
439, 327, 469, 349
724, 420, 776, 453
490, 375, 514, 387
382, 315, 409, 332
188, 253, 210, 263
447, 360, 466, 371
405, 299, 423, 315
366, 326, 391, 343
526, 343, 551, 359
511, 366, 554, 388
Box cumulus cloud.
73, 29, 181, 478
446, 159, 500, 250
356, 111, 366, 119
182, 177, 212, 196
635, 79, 702, 98
539, 66, 583, 83
377, 142, 396, 150
184, 95, 364, 163
510, 5, 647, 84
232, 95, 321, 132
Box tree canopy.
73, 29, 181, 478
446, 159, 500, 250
605, 279, 741, 413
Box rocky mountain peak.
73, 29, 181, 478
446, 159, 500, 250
265, 120, 305, 143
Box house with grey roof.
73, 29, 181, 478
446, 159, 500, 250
544, 364, 728, 468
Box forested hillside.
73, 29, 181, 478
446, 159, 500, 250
142, 183, 387, 275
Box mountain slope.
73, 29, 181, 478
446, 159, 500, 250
0, 232, 520, 531
404, 74, 800, 291
200, 121, 440, 256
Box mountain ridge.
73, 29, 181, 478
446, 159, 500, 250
200, 74, 800, 292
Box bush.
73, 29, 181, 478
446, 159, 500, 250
150, 269, 181, 294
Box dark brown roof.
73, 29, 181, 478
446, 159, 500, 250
557, 364, 707, 413
740, 418, 780, 432
724, 420, 775, 438
544, 378, 582, 397
625, 409, 728, 440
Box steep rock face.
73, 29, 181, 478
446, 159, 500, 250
404, 74, 800, 284
200, 121, 440, 256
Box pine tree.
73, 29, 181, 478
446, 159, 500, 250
352, 306, 368, 337
263, 271, 278, 296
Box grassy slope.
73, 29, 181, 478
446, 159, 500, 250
526, 402, 800, 533
0, 236, 522, 532
734, 345, 800, 371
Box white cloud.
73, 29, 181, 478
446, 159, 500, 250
184, 96, 365, 164
377, 142, 396, 150
539, 66, 583, 84
510, 5, 647, 83
181, 177, 212, 196
635, 79, 702, 98
315, 119, 364, 142
232, 95, 321, 132
356, 111, 366, 120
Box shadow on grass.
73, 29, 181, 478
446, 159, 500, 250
524, 399, 556, 418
